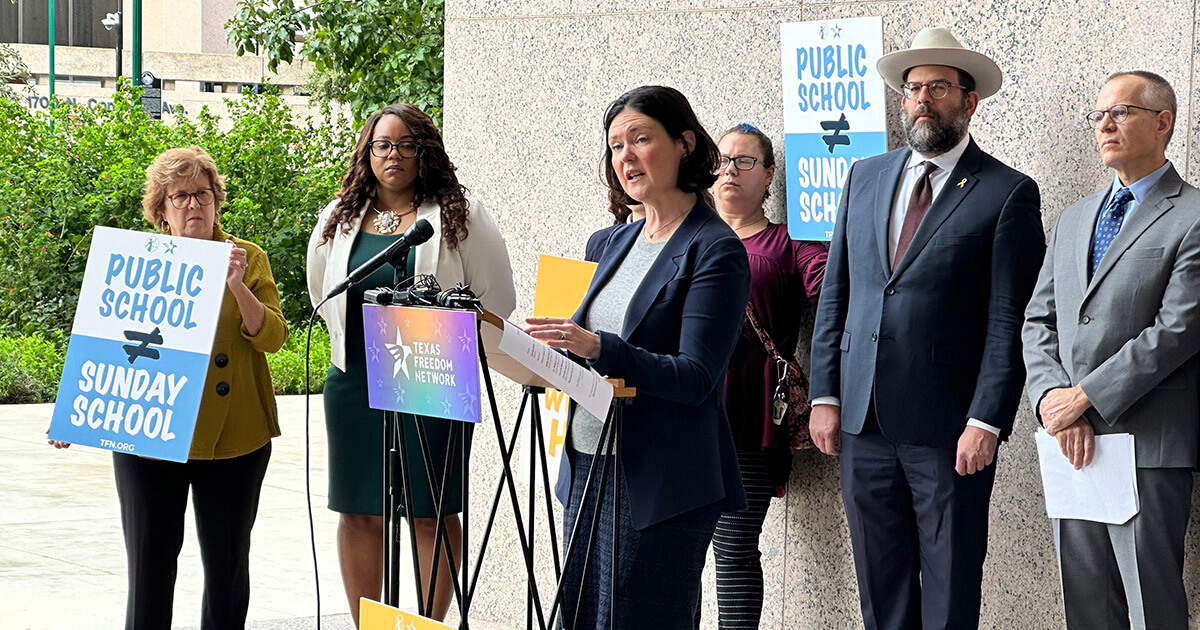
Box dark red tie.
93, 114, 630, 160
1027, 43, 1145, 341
893, 161, 939, 269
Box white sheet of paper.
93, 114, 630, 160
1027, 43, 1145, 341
498, 320, 614, 420
1034, 428, 1139, 524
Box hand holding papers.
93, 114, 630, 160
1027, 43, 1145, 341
498, 320, 614, 420
1034, 428, 1139, 524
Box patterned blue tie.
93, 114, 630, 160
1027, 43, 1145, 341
1090, 187, 1134, 276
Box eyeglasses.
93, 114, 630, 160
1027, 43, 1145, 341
167, 188, 214, 209
1085, 104, 1164, 128
716, 155, 760, 172
900, 80, 969, 99
368, 140, 421, 159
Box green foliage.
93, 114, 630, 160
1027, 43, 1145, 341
266, 321, 330, 394
0, 332, 66, 403
0, 327, 329, 403
0, 42, 34, 102
226, 0, 444, 126
0, 79, 355, 336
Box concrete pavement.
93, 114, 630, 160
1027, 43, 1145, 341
0, 396, 404, 629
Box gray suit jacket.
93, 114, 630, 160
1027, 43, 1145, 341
1023, 165, 1200, 468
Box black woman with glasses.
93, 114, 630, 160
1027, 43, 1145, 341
306, 104, 516, 624
702, 124, 827, 628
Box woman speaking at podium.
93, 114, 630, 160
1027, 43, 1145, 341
526, 86, 751, 628
307, 104, 516, 624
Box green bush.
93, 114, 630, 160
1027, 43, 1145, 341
0, 80, 355, 336
267, 322, 331, 394
0, 329, 331, 402
0, 333, 66, 403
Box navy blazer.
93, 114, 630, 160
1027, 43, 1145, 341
585, 223, 623, 262
556, 201, 750, 529
809, 138, 1045, 446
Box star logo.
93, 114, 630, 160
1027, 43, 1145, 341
433, 319, 446, 340
377, 319, 388, 336
367, 341, 381, 363
163, 240, 177, 254
442, 399, 454, 415
459, 385, 478, 410
458, 331, 474, 353
832, 25, 842, 38
394, 387, 407, 405
385, 328, 413, 379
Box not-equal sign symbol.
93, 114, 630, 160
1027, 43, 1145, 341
821, 113, 851, 153
123, 327, 164, 363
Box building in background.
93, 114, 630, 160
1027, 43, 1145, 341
2, 0, 317, 120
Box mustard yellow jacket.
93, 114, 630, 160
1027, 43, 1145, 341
188, 228, 288, 460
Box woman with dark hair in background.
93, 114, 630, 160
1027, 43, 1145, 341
707, 123, 827, 628
525, 85, 750, 628
306, 104, 515, 624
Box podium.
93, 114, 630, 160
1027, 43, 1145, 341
368, 304, 635, 630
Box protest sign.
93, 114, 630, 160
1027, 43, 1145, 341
781, 16, 887, 240
48, 226, 231, 462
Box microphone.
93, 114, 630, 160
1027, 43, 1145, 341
325, 219, 435, 299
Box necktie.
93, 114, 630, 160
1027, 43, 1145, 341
1090, 187, 1134, 276
893, 161, 939, 269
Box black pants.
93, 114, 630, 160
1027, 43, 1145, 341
841, 414, 995, 630
113, 443, 272, 630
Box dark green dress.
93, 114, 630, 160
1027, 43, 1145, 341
324, 231, 464, 517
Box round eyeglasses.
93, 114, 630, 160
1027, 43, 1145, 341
1085, 104, 1164, 128
716, 155, 760, 172
900, 80, 969, 100
167, 188, 214, 209
368, 140, 421, 159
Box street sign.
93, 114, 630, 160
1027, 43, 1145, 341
140, 70, 162, 120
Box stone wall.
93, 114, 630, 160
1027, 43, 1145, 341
442, 2, 1200, 627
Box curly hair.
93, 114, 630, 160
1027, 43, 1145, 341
319, 104, 470, 248
142, 146, 227, 232
600, 86, 720, 223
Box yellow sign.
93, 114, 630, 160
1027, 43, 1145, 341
359, 598, 452, 630
533, 254, 598, 318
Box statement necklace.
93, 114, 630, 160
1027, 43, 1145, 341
372, 207, 415, 234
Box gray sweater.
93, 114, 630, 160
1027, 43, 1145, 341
569, 234, 669, 454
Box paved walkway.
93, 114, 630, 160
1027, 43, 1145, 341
0, 396, 415, 629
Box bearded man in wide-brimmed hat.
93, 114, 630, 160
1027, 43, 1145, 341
808, 28, 1046, 629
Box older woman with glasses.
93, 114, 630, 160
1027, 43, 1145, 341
50, 146, 289, 629
307, 103, 516, 624
704, 124, 827, 629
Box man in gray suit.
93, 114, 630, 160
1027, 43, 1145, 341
1023, 70, 1200, 629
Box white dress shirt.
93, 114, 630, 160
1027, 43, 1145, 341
814, 134, 1001, 437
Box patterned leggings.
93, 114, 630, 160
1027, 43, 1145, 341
698, 450, 776, 629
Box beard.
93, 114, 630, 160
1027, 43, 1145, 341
904, 101, 969, 155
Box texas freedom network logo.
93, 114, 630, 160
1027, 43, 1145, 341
362, 305, 482, 423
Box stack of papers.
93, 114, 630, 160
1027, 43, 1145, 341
1034, 428, 1139, 524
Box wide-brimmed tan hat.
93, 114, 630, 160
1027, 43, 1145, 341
876, 27, 1002, 99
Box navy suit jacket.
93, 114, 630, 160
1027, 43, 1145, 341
556, 201, 750, 529
809, 138, 1045, 446
585, 223, 623, 262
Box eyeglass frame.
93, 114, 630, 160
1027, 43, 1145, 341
1084, 104, 1165, 128
716, 155, 762, 172
166, 188, 215, 209
900, 80, 970, 100
368, 139, 422, 159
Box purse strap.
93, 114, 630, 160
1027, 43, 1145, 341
744, 303, 785, 362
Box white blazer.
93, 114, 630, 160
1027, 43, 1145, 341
306, 195, 517, 371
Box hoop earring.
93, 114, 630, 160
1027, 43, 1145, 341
160, 220, 170, 233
